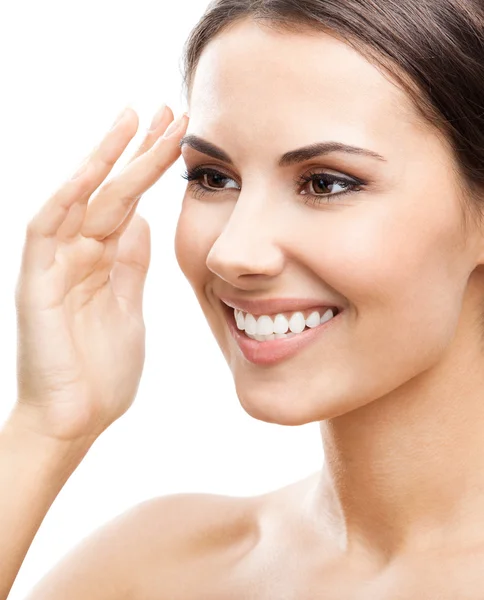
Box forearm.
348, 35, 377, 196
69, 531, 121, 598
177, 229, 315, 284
0, 412, 93, 600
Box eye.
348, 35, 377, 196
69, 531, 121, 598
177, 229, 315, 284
181, 166, 239, 199
296, 169, 364, 206
181, 166, 364, 205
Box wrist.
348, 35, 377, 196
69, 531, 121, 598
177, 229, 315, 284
2, 407, 95, 479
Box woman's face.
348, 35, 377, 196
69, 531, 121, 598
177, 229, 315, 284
175, 18, 480, 425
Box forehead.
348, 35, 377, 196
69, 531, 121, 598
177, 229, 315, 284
188, 19, 423, 156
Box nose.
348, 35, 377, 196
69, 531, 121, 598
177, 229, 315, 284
205, 192, 285, 286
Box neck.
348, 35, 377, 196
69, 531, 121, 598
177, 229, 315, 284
313, 319, 484, 564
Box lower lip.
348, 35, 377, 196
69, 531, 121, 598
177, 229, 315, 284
224, 305, 343, 366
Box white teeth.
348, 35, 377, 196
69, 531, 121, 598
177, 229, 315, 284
274, 314, 289, 334
245, 313, 257, 335
254, 333, 275, 341
306, 311, 321, 329
256, 315, 275, 336
288, 312, 306, 334
233, 306, 337, 342
236, 311, 245, 330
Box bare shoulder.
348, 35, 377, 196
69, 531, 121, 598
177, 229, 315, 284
130, 491, 262, 562
133, 477, 318, 598
132, 491, 263, 598
25, 474, 319, 599
24, 491, 262, 600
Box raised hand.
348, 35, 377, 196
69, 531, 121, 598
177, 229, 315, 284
13, 105, 188, 443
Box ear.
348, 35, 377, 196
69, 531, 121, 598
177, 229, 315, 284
458, 199, 484, 266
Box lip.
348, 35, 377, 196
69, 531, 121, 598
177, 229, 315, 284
222, 302, 343, 366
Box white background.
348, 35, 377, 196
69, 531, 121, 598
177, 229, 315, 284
0, 1, 322, 597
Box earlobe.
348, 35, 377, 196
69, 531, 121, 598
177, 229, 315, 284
466, 232, 484, 271
475, 251, 484, 268
471, 223, 484, 265
456, 206, 484, 265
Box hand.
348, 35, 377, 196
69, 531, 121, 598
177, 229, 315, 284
12, 105, 189, 443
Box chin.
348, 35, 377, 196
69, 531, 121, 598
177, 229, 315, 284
232, 375, 371, 426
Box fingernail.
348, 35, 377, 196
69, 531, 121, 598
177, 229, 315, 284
148, 103, 167, 132
110, 107, 129, 130
162, 113, 187, 139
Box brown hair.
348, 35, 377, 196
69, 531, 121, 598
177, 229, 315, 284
181, 0, 484, 225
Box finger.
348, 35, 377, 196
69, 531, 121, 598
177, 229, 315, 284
100, 105, 177, 241
80, 113, 189, 240
28, 107, 138, 241
56, 199, 89, 243
110, 213, 151, 314
20, 109, 138, 274
21, 109, 139, 274
57, 105, 175, 242
106, 197, 140, 240
129, 104, 174, 162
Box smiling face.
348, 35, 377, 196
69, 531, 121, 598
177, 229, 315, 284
175, 18, 481, 425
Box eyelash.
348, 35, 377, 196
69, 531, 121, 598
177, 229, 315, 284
180, 166, 365, 206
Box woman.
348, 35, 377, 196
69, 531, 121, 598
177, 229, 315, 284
3, 0, 484, 597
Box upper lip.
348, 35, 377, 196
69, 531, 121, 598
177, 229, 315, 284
219, 295, 341, 316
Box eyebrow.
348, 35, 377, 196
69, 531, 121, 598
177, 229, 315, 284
179, 134, 387, 166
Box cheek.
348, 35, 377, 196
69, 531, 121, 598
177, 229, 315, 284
313, 198, 459, 297
311, 203, 465, 350
174, 200, 235, 349
174, 201, 215, 283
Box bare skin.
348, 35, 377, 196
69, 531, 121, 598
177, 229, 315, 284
175, 17, 484, 599
25, 472, 484, 599
8, 14, 484, 600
